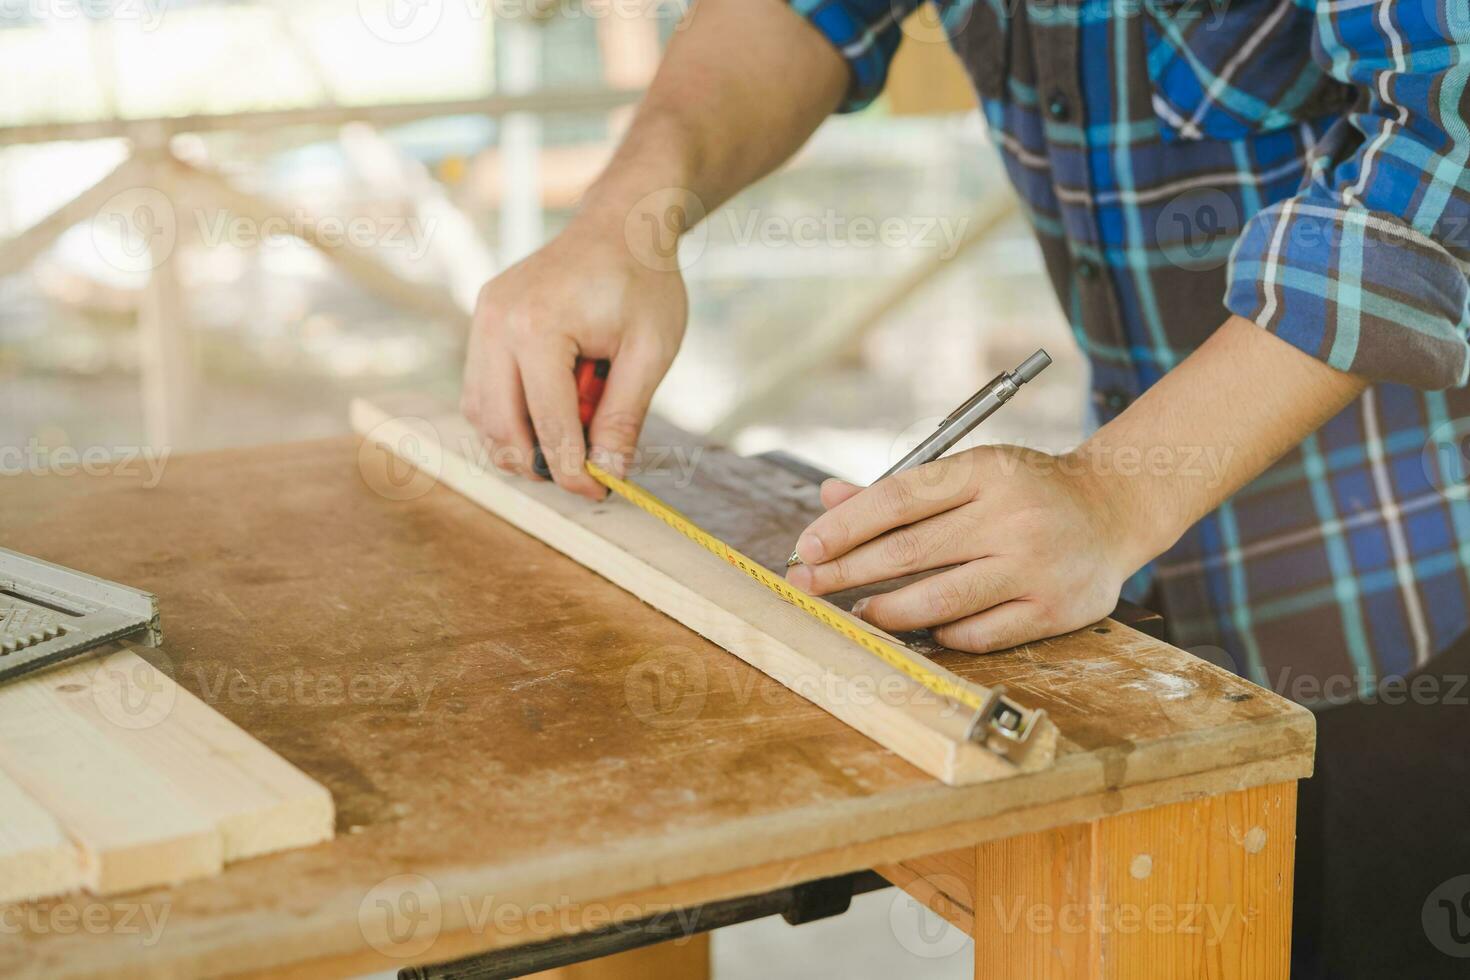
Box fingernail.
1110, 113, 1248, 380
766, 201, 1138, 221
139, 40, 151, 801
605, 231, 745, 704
796, 533, 824, 564
851, 597, 870, 618
786, 564, 812, 590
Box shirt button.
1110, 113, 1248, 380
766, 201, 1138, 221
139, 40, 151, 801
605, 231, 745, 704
1047, 91, 1071, 120
1102, 389, 1132, 413
1076, 259, 1099, 281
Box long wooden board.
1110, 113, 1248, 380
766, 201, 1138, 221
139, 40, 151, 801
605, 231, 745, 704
0, 646, 335, 903
351, 396, 1056, 785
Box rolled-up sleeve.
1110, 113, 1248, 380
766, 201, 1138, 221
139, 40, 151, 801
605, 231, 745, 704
1225, 2, 1470, 390
787, 0, 922, 112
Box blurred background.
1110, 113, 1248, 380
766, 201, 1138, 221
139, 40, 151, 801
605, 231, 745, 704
0, 2, 1084, 975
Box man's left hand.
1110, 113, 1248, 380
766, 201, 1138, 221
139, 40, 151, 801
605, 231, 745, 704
784, 446, 1140, 654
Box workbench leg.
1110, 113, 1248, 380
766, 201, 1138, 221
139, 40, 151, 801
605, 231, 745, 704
527, 933, 709, 980
972, 781, 1297, 979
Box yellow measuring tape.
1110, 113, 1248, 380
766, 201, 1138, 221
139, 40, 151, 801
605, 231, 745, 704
586, 460, 990, 714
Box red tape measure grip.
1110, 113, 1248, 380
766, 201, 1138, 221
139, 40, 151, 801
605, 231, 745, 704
532, 357, 610, 479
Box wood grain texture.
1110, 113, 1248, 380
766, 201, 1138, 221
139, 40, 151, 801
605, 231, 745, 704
0, 424, 1312, 979
0, 769, 82, 904
0, 647, 333, 900
350, 398, 1056, 785
972, 782, 1297, 979
876, 848, 976, 933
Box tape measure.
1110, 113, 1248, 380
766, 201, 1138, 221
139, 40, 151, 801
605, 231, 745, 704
543, 358, 1041, 755
584, 458, 1041, 755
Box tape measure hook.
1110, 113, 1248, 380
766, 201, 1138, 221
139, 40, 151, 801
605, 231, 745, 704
965, 685, 1044, 760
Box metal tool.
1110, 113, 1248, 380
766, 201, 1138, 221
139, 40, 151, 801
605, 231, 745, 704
786, 348, 1051, 567
0, 547, 161, 686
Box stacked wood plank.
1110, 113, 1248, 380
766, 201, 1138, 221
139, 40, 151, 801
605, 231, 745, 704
0, 647, 333, 904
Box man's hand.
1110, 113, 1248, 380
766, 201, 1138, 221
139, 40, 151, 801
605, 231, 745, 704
459, 0, 846, 499
461, 217, 686, 499
785, 315, 1369, 655
785, 448, 1143, 653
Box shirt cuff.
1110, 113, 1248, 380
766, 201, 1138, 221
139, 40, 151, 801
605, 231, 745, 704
787, 0, 905, 112
1225, 195, 1470, 390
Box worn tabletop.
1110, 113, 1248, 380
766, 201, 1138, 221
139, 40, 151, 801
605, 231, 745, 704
0, 429, 1312, 978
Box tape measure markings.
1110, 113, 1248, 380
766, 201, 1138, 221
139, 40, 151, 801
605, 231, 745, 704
586, 461, 986, 713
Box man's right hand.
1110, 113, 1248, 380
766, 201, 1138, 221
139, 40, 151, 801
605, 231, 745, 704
459, 0, 848, 499
460, 213, 688, 500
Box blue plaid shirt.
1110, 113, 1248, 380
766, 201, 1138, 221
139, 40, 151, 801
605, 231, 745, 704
791, 0, 1470, 696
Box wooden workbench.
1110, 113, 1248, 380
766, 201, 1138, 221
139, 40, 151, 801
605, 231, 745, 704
0, 431, 1313, 979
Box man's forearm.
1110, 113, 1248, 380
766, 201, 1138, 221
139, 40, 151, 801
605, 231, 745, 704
576, 0, 848, 233
1080, 315, 1369, 570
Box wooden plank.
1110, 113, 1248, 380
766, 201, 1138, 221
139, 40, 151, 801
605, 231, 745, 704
0, 657, 222, 896
84, 648, 335, 863
0, 647, 333, 899
351, 396, 1057, 786
972, 782, 1297, 979
0, 769, 83, 905
0, 434, 1313, 979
